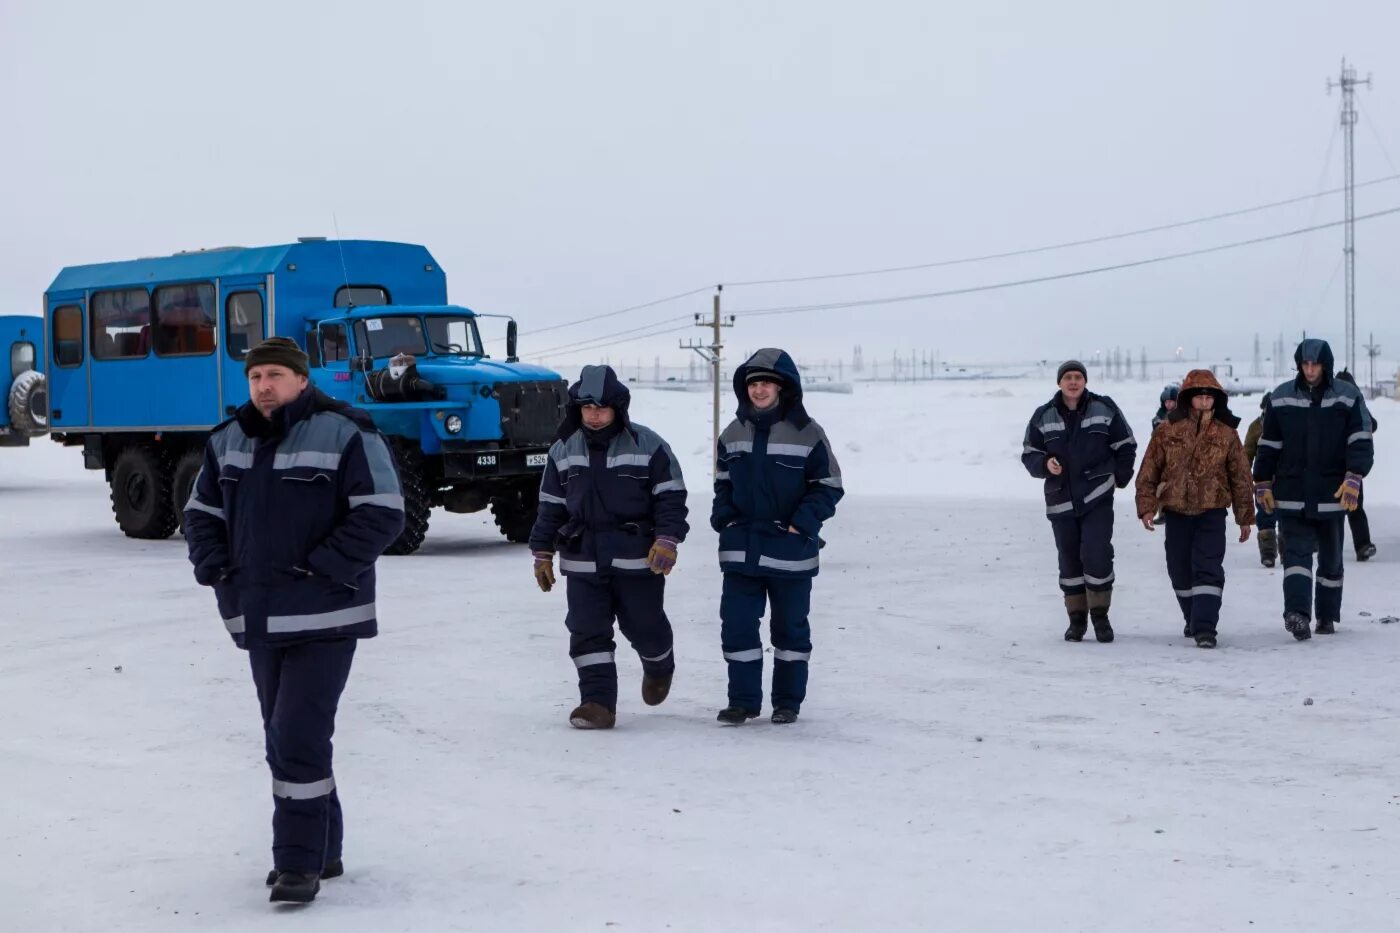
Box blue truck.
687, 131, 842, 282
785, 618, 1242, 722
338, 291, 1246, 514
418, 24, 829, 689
42, 239, 567, 553
2, 314, 48, 447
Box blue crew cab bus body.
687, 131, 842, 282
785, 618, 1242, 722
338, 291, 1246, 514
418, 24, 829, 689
1, 315, 48, 447
42, 239, 566, 552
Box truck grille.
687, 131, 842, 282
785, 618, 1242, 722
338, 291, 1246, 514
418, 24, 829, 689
497, 380, 568, 447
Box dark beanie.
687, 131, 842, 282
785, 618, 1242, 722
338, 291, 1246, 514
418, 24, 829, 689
245, 336, 309, 376
745, 368, 785, 385
1057, 360, 1087, 383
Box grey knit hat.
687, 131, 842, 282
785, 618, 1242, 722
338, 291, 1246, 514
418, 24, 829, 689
1056, 360, 1087, 383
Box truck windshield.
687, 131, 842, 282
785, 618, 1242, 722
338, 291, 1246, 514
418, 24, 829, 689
424, 316, 484, 357
361, 316, 428, 358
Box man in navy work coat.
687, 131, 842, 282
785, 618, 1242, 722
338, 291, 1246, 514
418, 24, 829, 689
184, 337, 404, 904
1252, 338, 1374, 640
1021, 360, 1137, 643
529, 365, 689, 730
712, 349, 843, 726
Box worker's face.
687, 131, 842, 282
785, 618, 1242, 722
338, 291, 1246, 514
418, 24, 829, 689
580, 403, 615, 430
747, 379, 780, 410
1058, 371, 1086, 402
1163, 399, 1177, 411
1191, 393, 1215, 411
1301, 360, 1324, 386
247, 364, 308, 418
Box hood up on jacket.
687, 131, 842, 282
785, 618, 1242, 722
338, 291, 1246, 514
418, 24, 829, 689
1170, 369, 1240, 429
554, 364, 632, 441
732, 348, 809, 427
1294, 337, 1335, 389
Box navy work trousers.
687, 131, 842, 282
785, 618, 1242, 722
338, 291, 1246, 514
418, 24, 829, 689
565, 574, 674, 711
1280, 515, 1345, 622
720, 572, 813, 714
1163, 509, 1227, 636
247, 638, 356, 875
1051, 504, 1115, 596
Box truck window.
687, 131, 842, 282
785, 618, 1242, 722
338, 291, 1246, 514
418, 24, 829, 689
425, 316, 483, 356
10, 342, 35, 377
91, 289, 151, 360
334, 286, 390, 308
361, 316, 427, 358
52, 305, 83, 367
153, 283, 216, 356
320, 323, 350, 362
225, 292, 264, 360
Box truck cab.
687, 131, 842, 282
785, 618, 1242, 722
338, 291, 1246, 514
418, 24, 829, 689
1, 315, 47, 447
43, 240, 566, 552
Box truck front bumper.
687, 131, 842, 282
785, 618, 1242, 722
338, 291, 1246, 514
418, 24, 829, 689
440, 444, 551, 482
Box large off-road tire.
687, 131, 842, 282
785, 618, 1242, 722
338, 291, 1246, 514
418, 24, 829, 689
490, 481, 539, 544
171, 448, 205, 536
8, 370, 48, 434
385, 441, 431, 555
110, 444, 178, 539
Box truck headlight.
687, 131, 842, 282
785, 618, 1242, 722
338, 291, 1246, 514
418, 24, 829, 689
445, 414, 463, 434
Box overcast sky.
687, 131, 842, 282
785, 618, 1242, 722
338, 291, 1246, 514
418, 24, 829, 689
3, 0, 1398, 372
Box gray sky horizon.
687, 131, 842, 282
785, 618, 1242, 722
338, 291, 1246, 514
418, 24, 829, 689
3, 0, 1398, 373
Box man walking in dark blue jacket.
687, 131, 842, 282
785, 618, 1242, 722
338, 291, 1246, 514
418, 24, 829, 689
1253, 339, 1374, 640
1021, 361, 1137, 642
530, 365, 689, 730
712, 349, 843, 725
185, 337, 404, 904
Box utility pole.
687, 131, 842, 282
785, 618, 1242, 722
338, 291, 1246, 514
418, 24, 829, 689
680, 285, 734, 473
1363, 333, 1381, 397
1329, 59, 1372, 373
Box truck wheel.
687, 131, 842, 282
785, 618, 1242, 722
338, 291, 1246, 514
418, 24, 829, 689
490, 482, 538, 544
8, 370, 48, 434
172, 449, 204, 536
386, 441, 431, 555
110, 445, 178, 539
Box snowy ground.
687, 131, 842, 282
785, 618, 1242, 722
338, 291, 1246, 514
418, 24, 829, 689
2, 378, 1398, 932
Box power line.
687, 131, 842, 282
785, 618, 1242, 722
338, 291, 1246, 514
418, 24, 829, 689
730, 205, 1400, 318
722, 173, 1400, 288
515, 285, 712, 338
529, 315, 694, 358
531, 322, 697, 361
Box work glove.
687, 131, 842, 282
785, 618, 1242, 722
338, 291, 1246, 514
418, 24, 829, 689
646, 536, 679, 575
532, 551, 555, 592
1334, 473, 1363, 512
1254, 481, 1275, 514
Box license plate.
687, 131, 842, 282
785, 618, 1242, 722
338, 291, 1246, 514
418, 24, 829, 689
526, 453, 548, 468
476, 454, 498, 467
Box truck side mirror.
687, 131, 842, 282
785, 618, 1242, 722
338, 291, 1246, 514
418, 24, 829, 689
506, 320, 519, 363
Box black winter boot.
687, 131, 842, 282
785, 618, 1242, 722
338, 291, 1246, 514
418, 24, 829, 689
716, 706, 760, 725
267, 859, 342, 887
771, 708, 799, 724
1357, 543, 1377, 562
1087, 590, 1114, 643
1194, 633, 1217, 649
1284, 611, 1311, 641
1314, 619, 1336, 635
269, 871, 320, 903
1063, 593, 1089, 642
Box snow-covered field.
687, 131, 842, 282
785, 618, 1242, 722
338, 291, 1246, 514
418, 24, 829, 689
2, 378, 1397, 932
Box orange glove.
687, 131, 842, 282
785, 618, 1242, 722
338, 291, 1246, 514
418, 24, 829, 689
1334, 473, 1363, 512
646, 537, 679, 575
1254, 482, 1275, 514
532, 551, 555, 592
